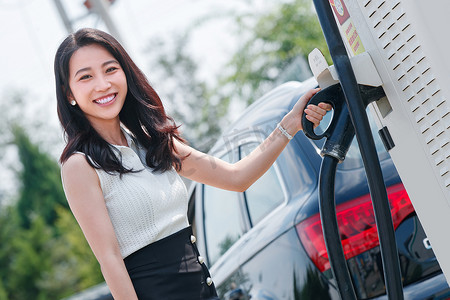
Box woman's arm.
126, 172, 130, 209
61, 154, 138, 300
177, 88, 330, 192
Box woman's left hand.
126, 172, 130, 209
280, 88, 332, 136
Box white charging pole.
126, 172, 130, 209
323, 0, 450, 284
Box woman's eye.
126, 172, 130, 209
106, 67, 118, 73
79, 74, 91, 80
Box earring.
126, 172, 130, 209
70, 100, 77, 106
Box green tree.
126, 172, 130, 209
148, 34, 229, 151
12, 125, 68, 229
0, 206, 19, 299
148, 0, 328, 150
0, 126, 103, 299
0, 280, 7, 300
51, 206, 103, 294
222, 0, 329, 105
34, 206, 103, 299
7, 216, 53, 300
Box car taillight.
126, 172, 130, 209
296, 183, 414, 273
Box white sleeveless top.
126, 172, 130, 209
81, 131, 189, 258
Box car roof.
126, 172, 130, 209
209, 77, 318, 155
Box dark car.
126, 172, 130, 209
187, 77, 450, 299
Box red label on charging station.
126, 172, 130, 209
330, 0, 350, 24
330, 0, 365, 56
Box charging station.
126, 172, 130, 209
310, 0, 450, 286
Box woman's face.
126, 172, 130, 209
68, 44, 128, 127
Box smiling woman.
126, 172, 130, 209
67, 44, 128, 129
54, 28, 185, 174
53, 27, 329, 300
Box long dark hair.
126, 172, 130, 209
55, 28, 185, 174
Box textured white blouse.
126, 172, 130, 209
75, 131, 189, 258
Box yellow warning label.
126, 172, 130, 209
344, 21, 365, 55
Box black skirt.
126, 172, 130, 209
124, 226, 219, 300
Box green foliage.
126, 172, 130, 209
53, 207, 103, 291
148, 35, 229, 151
12, 125, 68, 228
149, 0, 329, 150
7, 216, 53, 300
222, 0, 330, 105
0, 125, 102, 299
0, 207, 19, 299
0, 280, 7, 300
35, 207, 103, 299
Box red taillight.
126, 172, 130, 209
296, 183, 414, 273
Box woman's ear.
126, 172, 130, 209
65, 88, 77, 106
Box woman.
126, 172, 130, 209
55, 28, 330, 300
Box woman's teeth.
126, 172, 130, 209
95, 94, 115, 104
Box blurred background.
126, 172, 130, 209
0, 0, 328, 298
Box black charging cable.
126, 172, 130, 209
303, 0, 404, 299
305, 84, 357, 299
304, 84, 387, 299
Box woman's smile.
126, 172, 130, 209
94, 93, 117, 106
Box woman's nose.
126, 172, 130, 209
95, 76, 111, 91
